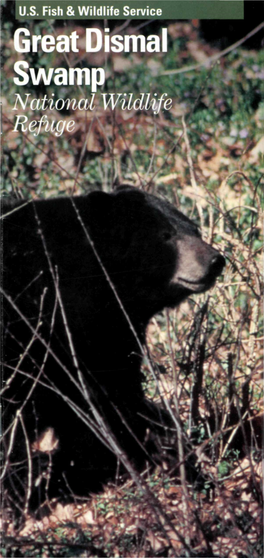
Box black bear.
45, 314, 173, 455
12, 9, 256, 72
1, 186, 225, 515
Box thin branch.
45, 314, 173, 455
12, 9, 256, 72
160, 21, 264, 76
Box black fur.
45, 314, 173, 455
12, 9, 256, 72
1, 187, 225, 513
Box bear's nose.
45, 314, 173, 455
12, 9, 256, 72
209, 253, 225, 277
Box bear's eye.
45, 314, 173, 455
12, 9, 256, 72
162, 230, 174, 241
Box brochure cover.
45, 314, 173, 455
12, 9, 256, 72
1, 1, 263, 556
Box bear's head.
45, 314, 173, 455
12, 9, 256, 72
85, 186, 225, 314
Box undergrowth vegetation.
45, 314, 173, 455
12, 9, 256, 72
1, 13, 263, 558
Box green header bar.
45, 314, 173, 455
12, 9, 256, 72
16, 1, 244, 20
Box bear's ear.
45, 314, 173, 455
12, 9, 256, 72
115, 185, 145, 198
114, 186, 146, 210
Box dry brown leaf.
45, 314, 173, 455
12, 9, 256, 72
34, 151, 48, 168
197, 151, 225, 178
249, 136, 264, 163
77, 508, 95, 525
57, 153, 75, 175
32, 427, 59, 453
187, 40, 209, 64
146, 530, 165, 551
112, 56, 134, 72
86, 129, 104, 153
